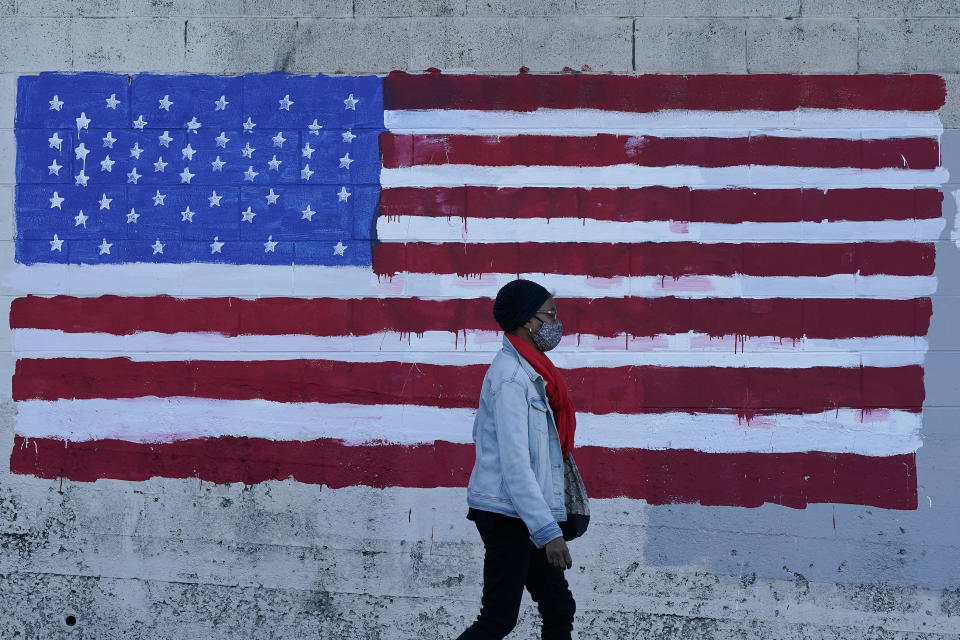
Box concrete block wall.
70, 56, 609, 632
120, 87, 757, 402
1, 1, 960, 638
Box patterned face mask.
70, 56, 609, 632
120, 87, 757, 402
531, 319, 563, 352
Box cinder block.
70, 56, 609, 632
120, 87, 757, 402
14, 0, 81, 16
0, 186, 12, 241
75, 0, 243, 16
0, 75, 17, 130
0, 19, 74, 73
466, 0, 574, 16
643, 0, 800, 17
799, 0, 908, 17
746, 18, 857, 72
185, 18, 298, 74
522, 17, 632, 72
907, 0, 960, 16
860, 19, 960, 73
940, 73, 960, 129
241, 0, 351, 17
634, 18, 746, 73
410, 18, 521, 71
70, 18, 187, 72
294, 18, 411, 74
570, 0, 643, 15
0, 131, 13, 188
355, 0, 466, 17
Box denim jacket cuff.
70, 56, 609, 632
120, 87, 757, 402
530, 520, 563, 548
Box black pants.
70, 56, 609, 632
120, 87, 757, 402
456, 508, 575, 640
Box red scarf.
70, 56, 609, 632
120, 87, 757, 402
506, 334, 577, 457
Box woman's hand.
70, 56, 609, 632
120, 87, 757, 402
545, 536, 572, 570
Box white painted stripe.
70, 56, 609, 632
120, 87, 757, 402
13, 398, 923, 456
12, 329, 928, 368
2, 264, 937, 299
384, 108, 945, 139
381, 165, 949, 188
376, 216, 946, 244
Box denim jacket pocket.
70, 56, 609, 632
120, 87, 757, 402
528, 398, 550, 433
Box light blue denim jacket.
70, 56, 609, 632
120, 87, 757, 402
466, 335, 566, 547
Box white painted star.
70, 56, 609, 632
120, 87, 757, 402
49, 95, 64, 111
265, 188, 279, 205
264, 235, 278, 252
126, 208, 140, 223
339, 152, 354, 169
102, 131, 116, 148
129, 142, 144, 159
152, 239, 165, 255
333, 241, 348, 256
74, 170, 89, 187
158, 94, 174, 111
50, 192, 64, 209
214, 95, 229, 111
342, 130, 356, 143
344, 94, 359, 110
242, 117, 256, 132
209, 236, 224, 254
308, 119, 322, 135
50, 233, 63, 251
74, 143, 90, 161
179, 166, 195, 184
98, 193, 112, 210
301, 204, 316, 221
181, 144, 196, 161
272, 131, 286, 147
210, 156, 226, 171
215, 131, 230, 148
301, 164, 314, 180
133, 115, 148, 129
185, 116, 202, 133
158, 130, 173, 147
98, 238, 112, 255
48, 159, 62, 176
74, 210, 88, 227
244, 165, 259, 182
241, 206, 256, 222
127, 167, 142, 184
154, 156, 168, 172
100, 155, 115, 172
181, 206, 195, 222
278, 94, 294, 111
75, 111, 91, 132
208, 190, 223, 207
152, 190, 166, 206
302, 142, 315, 159
48, 132, 63, 151
105, 93, 120, 110
241, 142, 255, 158
337, 186, 351, 202
267, 155, 282, 171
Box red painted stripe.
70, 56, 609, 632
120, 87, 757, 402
378, 187, 944, 223
9, 434, 917, 509
371, 242, 934, 278
383, 72, 946, 112
12, 358, 925, 414
380, 133, 940, 170
10, 296, 932, 339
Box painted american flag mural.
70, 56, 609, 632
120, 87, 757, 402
6, 71, 948, 510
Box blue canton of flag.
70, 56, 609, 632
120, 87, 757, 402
15, 72, 383, 265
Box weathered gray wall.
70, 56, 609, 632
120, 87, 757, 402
2, 1, 960, 638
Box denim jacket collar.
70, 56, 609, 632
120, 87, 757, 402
501, 334, 544, 385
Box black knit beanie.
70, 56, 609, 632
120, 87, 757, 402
493, 279, 552, 332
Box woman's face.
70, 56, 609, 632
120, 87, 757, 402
528, 297, 558, 331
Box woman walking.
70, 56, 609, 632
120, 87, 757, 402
455, 279, 578, 640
